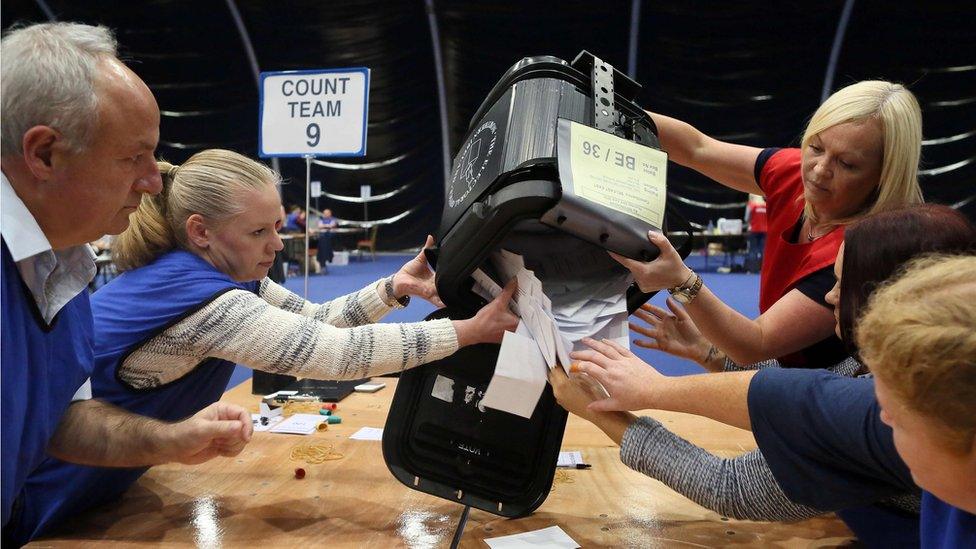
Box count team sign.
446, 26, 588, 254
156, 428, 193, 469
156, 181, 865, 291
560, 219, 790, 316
259, 68, 369, 158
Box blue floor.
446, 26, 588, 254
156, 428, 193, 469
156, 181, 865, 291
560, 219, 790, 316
228, 251, 760, 388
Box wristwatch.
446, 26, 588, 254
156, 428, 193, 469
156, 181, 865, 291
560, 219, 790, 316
667, 271, 703, 304
384, 276, 410, 309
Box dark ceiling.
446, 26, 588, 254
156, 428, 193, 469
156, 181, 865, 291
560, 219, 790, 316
4, 0, 974, 248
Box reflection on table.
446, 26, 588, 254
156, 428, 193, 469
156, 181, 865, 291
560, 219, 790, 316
30, 378, 854, 547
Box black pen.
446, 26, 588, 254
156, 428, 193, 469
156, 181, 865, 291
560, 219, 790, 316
575, 463, 592, 469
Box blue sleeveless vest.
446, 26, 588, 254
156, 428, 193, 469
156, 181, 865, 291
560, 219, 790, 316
11, 250, 258, 543
1, 241, 93, 529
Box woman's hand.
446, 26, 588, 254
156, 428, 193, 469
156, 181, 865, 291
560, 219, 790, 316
548, 366, 604, 422
392, 235, 444, 307
453, 280, 519, 347
569, 337, 667, 412
610, 230, 693, 293
631, 299, 711, 364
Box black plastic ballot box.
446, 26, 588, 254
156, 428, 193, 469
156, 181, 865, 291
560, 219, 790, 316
383, 52, 690, 518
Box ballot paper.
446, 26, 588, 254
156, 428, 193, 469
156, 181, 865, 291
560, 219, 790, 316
484, 525, 580, 549
269, 413, 325, 435
476, 248, 627, 417
480, 330, 548, 418
350, 427, 384, 441
556, 451, 584, 467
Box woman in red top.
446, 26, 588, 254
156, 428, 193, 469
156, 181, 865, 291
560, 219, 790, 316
744, 194, 767, 272
617, 80, 924, 368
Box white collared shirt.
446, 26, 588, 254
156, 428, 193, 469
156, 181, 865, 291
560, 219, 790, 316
1, 171, 93, 400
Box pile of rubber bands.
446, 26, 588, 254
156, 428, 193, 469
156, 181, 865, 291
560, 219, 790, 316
290, 442, 344, 464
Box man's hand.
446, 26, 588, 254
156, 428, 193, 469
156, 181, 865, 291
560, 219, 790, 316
392, 235, 444, 307
163, 402, 253, 465
48, 399, 253, 468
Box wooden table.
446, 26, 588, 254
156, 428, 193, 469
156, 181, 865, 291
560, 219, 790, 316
30, 378, 853, 547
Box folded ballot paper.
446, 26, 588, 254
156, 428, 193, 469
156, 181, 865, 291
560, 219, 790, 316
477, 249, 626, 418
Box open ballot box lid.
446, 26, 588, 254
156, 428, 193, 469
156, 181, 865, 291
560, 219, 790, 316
383, 52, 691, 517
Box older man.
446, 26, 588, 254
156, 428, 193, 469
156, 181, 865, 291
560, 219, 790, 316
1, 23, 252, 542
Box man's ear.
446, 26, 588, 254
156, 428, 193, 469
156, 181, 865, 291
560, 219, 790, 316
185, 214, 210, 249
21, 126, 62, 180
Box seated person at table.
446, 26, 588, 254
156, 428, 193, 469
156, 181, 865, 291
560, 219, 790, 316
13, 149, 518, 542
284, 204, 306, 232
316, 207, 338, 269
551, 205, 975, 546
616, 81, 923, 369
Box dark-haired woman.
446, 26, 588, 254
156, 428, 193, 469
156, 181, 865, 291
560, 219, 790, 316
552, 204, 975, 547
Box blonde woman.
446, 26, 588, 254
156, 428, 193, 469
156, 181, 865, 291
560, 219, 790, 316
620, 81, 924, 368
13, 149, 517, 542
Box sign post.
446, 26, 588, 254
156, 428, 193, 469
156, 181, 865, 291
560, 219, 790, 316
259, 67, 370, 297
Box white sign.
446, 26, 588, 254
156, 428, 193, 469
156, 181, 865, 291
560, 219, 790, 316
360, 184, 372, 199
311, 180, 322, 198
259, 68, 369, 158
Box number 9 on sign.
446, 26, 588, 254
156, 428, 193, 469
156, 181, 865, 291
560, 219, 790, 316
306, 123, 321, 147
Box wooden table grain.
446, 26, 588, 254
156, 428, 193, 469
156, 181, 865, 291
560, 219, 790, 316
29, 378, 854, 548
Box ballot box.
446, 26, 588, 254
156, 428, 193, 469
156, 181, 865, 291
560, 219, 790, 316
383, 52, 691, 518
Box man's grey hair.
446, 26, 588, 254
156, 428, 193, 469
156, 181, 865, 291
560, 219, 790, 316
1, 22, 118, 156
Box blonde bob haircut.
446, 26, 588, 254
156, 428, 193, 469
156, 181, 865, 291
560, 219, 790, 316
857, 254, 976, 454
113, 149, 280, 271
801, 80, 924, 226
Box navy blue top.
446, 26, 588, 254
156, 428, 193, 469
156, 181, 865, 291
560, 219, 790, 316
749, 368, 921, 547
921, 492, 976, 548
1, 241, 93, 529
10, 250, 258, 543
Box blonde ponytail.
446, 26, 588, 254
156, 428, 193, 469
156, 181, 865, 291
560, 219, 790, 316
111, 151, 279, 271
112, 161, 180, 271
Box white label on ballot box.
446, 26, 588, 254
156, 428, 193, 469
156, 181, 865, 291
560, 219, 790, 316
558, 119, 667, 229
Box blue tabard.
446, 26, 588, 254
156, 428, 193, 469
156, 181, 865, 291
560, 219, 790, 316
10, 250, 258, 543
1, 241, 94, 529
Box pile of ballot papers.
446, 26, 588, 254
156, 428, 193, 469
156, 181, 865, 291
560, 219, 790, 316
472, 248, 630, 418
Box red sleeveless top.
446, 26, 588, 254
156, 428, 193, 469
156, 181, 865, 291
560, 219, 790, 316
758, 148, 844, 312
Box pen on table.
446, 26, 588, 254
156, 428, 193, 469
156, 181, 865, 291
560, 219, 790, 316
574, 463, 592, 469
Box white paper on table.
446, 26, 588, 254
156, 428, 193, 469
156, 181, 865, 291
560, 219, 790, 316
251, 413, 285, 432
269, 413, 324, 435
350, 427, 384, 441
481, 330, 549, 418
484, 525, 580, 549
556, 451, 584, 467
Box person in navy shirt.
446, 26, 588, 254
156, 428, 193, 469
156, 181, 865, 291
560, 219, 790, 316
1, 22, 252, 546
560, 206, 975, 547
858, 256, 976, 548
